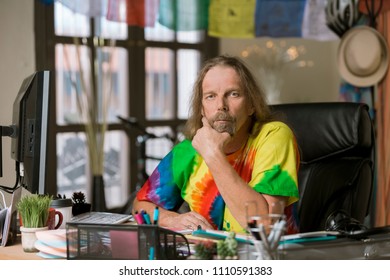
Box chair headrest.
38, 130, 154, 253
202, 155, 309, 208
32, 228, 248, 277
271, 102, 374, 163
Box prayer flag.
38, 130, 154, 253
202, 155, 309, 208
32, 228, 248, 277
107, 0, 158, 27
158, 0, 209, 31
57, 0, 107, 18
208, 0, 256, 38
255, 0, 306, 38
302, 0, 339, 40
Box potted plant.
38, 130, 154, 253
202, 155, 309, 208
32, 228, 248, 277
71, 191, 91, 216
17, 194, 52, 252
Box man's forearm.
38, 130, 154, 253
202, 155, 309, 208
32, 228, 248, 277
205, 152, 269, 228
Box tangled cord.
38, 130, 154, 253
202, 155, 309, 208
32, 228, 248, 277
325, 209, 367, 233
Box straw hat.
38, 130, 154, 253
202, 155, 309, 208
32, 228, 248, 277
338, 26, 389, 87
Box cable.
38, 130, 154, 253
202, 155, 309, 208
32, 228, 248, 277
0, 161, 20, 194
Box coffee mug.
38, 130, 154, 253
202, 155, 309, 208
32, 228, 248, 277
47, 207, 63, 230
50, 198, 73, 229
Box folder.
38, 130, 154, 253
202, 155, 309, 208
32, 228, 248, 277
0, 187, 22, 246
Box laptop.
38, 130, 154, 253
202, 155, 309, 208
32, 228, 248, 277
69, 212, 133, 225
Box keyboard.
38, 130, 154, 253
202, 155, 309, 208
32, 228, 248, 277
69, 212, 133, 225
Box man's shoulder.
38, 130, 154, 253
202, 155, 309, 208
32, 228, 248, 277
170, 139, 198, 170
173, 139, 197, 154
264, 121, 292, 130
254, 121, 293, 134
175, 139, 193, 149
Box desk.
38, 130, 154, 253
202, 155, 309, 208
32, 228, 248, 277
3, 229, 390, 260
0, 236, 42, 260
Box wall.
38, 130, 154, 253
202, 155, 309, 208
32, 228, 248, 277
220, 37, 341, 104
0, 2, 342, 204
0, 0, 35, 203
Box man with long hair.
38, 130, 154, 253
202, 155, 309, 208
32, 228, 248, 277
133, 55, 299, 233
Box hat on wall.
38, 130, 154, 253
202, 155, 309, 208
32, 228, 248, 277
338, 25, 389, 87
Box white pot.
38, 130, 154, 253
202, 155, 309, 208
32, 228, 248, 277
20, 226, 48, 253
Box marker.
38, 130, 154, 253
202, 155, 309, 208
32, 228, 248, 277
134, 211, 145, 224
248, 221, 261, 240
142, 210, 151, 224
153, 207, 159, 225
149, 246, 155, 260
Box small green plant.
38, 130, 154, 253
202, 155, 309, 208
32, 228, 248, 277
216, 232, 238, 259
71, 191, 91, 216
17, 194, 52, 228
194, 240, 216, 260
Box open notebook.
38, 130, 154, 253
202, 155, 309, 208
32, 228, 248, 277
69, 211, 133, 225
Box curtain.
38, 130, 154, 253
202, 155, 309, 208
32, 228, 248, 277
375, 10, 390, 226
359, 0, 390, 226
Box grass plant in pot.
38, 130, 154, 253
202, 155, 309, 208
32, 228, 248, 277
17, 194, 52, 252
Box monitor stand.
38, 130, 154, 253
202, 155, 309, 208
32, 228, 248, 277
1, 126, 15, 178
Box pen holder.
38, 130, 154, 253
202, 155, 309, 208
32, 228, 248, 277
247, 213, 287, 260
136, 224, 189, 260
65, 223, 190, 260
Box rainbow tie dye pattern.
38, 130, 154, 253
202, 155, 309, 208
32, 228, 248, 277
137, 121, 300, 233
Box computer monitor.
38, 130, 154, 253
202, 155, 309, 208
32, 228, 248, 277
8, 70, 52, 194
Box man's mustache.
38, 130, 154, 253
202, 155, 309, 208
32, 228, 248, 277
211, 112, 235, 122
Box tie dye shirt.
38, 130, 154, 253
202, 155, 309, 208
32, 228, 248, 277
137, 121, 300, 233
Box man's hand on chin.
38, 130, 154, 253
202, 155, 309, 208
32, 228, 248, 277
192, 117, 231, 160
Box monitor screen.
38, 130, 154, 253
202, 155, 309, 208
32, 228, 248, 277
10, 71, 51, 194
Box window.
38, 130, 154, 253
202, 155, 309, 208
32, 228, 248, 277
34, 1, 218, 211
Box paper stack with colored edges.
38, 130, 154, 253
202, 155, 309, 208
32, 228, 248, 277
34, 229, 67, 259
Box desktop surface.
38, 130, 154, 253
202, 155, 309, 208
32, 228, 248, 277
2, 227, 390, 260
0, 235, 41, 260
280, 231, 390, 260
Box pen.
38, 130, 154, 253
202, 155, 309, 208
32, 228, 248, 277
270, 219, 286, 250
258, 224, 270, 250
134, 211, 145, 224
153, 206, 159, 225
142, 210, 151, 224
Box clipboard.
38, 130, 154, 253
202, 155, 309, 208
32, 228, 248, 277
0, 186, 22, 246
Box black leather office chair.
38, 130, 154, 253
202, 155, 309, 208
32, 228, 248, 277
271, 102, 375, 233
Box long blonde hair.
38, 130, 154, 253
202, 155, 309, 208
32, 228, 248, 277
184, 54, 272, 139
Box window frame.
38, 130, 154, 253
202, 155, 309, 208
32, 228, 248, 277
34, 0, 219, 207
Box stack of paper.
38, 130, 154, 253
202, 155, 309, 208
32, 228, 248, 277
34, 229, 67, 259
